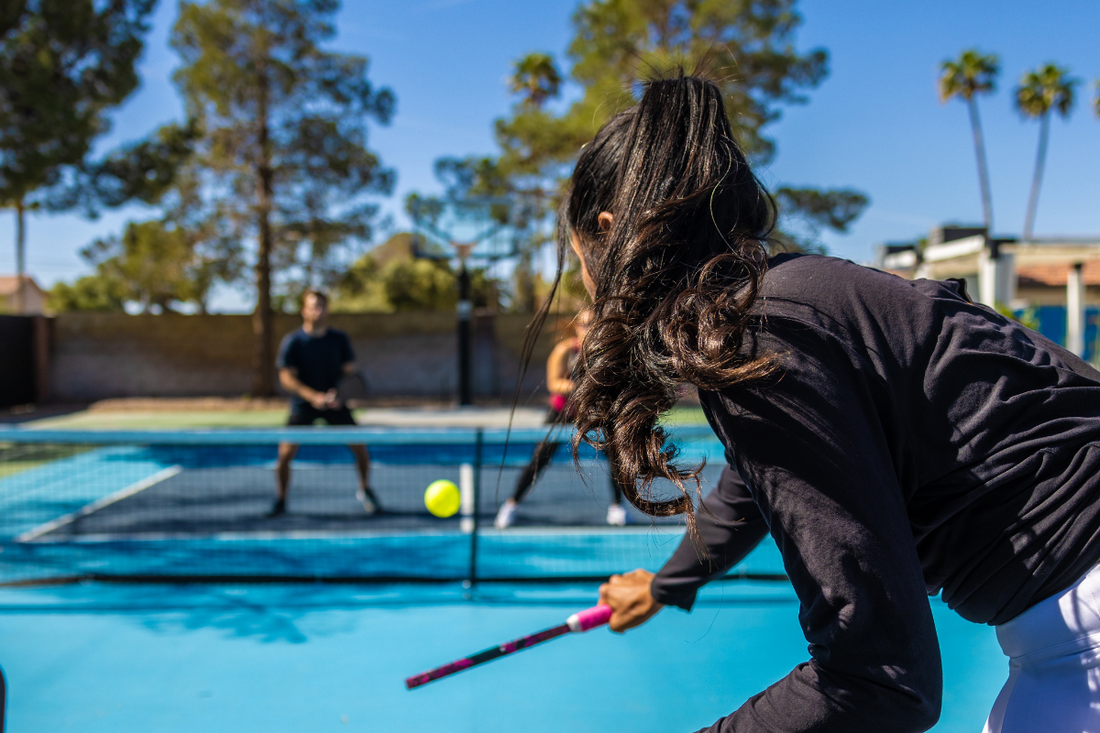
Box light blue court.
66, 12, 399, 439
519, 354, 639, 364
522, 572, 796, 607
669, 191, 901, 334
0, 581, 1005, 732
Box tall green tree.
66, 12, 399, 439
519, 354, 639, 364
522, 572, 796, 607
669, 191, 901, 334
939, 49, 1000, 234
0, 0, 156, 313
1015, 64, 1076, 240
170, 0, 395, 395
426, 0, 867, 311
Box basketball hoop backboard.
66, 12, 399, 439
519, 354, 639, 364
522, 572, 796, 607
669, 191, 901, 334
407, 195, 534, 263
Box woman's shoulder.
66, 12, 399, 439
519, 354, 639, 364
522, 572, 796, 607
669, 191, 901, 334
760, 253, 959, 321
763, 253, 907, 298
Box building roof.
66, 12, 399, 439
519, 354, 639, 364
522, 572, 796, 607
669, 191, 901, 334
916, 237, 1100, 281
0, 275, 46, 298
1017, 260, 1100, 288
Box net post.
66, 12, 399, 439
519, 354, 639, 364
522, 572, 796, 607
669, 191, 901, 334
467, 428, 483, 590
459, 464, 475, 533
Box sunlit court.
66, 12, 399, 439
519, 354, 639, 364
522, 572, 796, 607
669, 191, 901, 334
3, 0, 1100, 731
0, 427, 1006, 731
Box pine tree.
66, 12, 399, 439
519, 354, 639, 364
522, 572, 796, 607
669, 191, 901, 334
171, 0, 395, 395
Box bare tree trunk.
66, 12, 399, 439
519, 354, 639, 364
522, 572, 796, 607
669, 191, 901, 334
968, 98, 994, 234
252, 66, 275, 397
14, 201, 25, 315
1022, 112, 1049, 241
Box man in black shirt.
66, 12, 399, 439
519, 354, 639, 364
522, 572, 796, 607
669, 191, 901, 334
271, 290, 379, 516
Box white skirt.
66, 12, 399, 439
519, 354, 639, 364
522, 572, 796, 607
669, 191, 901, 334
983, 564, 1100, 733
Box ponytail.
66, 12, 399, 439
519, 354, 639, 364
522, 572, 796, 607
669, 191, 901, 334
558, 74, 776, 530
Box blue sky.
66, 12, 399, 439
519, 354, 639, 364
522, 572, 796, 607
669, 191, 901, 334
3, 0, 1099, 311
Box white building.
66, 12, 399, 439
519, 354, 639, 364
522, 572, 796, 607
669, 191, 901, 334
877, 227, 1100, 358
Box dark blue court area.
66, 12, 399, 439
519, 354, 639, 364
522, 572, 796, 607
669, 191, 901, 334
0, 428, 724, 583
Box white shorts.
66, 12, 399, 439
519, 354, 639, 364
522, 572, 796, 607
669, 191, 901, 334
983, 564, 1100, 733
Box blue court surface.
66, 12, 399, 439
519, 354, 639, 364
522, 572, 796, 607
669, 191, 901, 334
0, 580, 1005, 732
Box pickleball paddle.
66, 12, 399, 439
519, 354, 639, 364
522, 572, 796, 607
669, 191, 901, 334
335, 372, 370, 405
405, 604, 613, 689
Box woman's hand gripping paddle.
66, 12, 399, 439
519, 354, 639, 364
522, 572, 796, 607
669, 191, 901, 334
405, 604, 613, 689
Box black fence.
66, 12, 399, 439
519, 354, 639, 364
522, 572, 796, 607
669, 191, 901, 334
0, 316, 35, 409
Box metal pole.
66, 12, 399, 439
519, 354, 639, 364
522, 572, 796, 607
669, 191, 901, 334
457, 264, 472, 406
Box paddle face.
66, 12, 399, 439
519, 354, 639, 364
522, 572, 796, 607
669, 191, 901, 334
336, 372, 370, 404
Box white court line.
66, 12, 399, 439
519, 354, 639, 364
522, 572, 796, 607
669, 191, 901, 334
16, 465, 183, 543
26, 528, 469, 542
19, 525, 683, 543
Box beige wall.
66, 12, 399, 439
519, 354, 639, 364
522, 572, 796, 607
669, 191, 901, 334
47, 311, 565, 402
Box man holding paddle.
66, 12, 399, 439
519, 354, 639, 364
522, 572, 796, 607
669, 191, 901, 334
270, 289, 379, 516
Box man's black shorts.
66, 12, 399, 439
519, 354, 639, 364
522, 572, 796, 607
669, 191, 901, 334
287, 405, 357, 426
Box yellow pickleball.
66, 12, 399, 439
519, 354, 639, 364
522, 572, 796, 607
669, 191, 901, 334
424, 479, 461, 518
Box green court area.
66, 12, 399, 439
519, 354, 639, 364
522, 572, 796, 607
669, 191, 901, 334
23, 408, 292, 431
0, 444, 89, 479
13, 403, 711, 431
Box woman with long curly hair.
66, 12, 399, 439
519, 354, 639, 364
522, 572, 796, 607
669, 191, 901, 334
551, 74, 1100, 732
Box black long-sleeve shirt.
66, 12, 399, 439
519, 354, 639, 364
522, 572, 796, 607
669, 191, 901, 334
650, 253, 1100, 733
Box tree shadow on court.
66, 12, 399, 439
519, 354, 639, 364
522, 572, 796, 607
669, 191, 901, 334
0, 582, 469, 644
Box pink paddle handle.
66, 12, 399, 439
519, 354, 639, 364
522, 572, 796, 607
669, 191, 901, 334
566, 604, 613, 633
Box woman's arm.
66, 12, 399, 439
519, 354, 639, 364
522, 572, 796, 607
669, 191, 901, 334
600, 466, 768, 631
650, 464, 769, 609
546, 339, 576, 395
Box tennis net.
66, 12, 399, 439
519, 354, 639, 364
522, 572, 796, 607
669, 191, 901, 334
0, 426, 784, 584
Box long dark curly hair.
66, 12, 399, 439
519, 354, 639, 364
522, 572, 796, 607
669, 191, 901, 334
547, 74, 777, 530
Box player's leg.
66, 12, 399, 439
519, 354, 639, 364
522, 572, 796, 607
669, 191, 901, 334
495, 440, 561, 529
272, 442, 300, 515
272, 406, 314, 515
323, 406, 380, 514
514, 440, 561, 503
606, 471, 627, 526
348, 444, 379, 514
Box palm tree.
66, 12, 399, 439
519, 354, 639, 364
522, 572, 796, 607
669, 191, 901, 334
1094, 79, 1100, 118
940, 50, 1000, 234
1015, 64, 1077, 240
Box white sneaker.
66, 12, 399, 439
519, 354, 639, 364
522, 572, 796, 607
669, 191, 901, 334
606, 503, 627, 526
356, 488, 378, 515
494, 499, 517, 529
